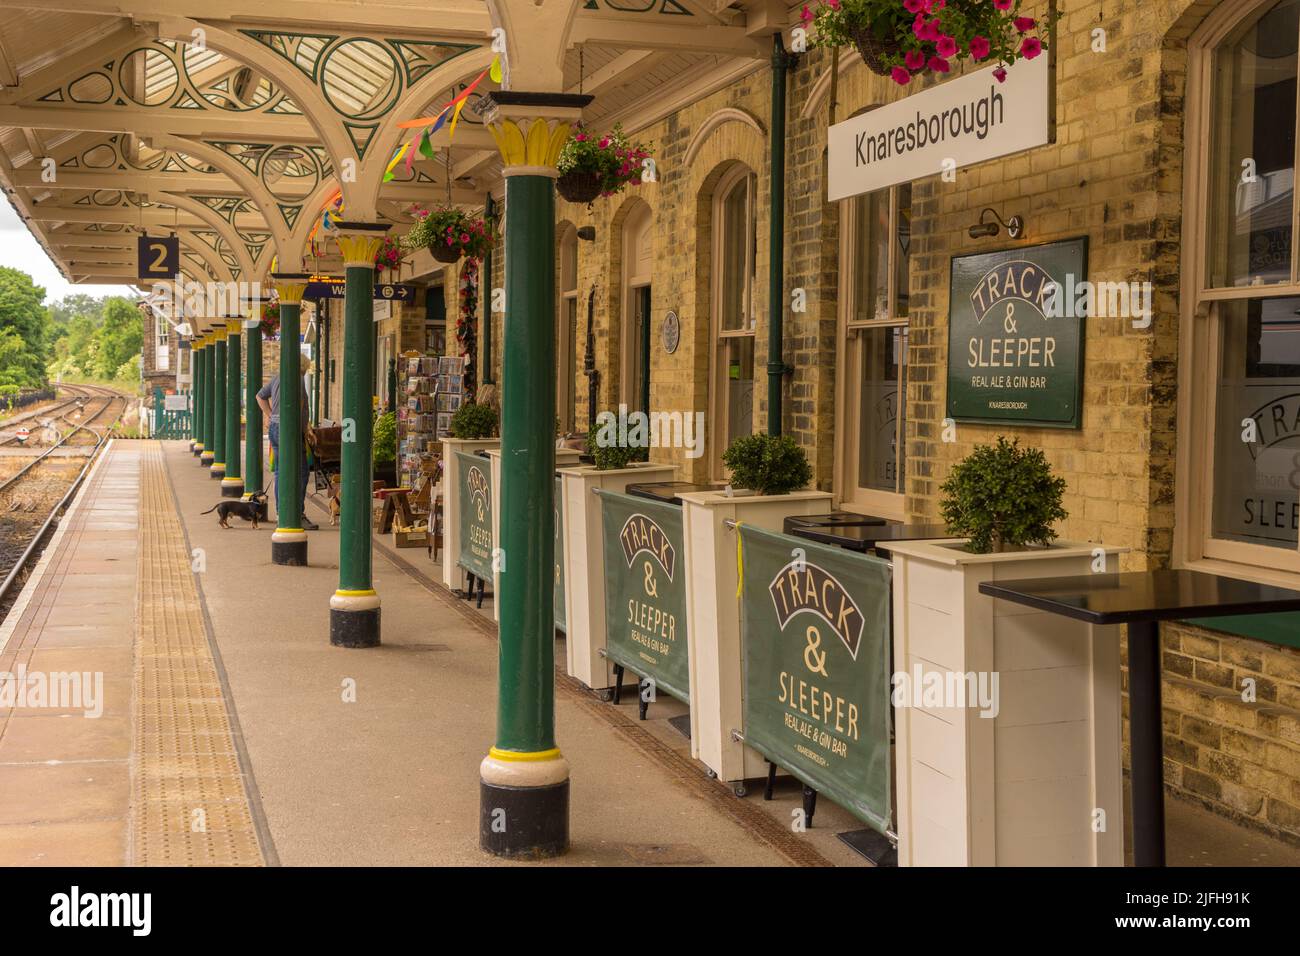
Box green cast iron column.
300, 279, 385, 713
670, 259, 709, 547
313, 315, 321, 426
221, 319, 244, 498
192, 339, 206, 458
210, 329, 227, 480
200, 335, 215, 466
478, 94, 590, 860
244, 318, 263, 498
328, 225, 387, 648
270, 276, 310, 566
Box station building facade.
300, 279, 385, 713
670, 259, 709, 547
340, 0, 1298, 844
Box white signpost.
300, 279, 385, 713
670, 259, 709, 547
827, 54, 1051, 201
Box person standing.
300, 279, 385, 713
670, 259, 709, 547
257, 371, 317, 530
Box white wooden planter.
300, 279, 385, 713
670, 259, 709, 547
485, 448, 582, 621
440, 438, 501, 592
558, 462, 677, 690
679, 489, 833, 783
887, 539, 1127, 867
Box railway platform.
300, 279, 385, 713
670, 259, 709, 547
2, 438, 1297, 868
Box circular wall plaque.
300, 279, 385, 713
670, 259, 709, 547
661, 310, 680, 354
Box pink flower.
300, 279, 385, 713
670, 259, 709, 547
890, 66, 912, 85
800, 4, 813, 24
598, 137, 610, 148
968, 35, 990, 60
1014, 16, 1036, 32
993, 0, 1011, 8
903, 0, 927, 12
993, 66, 1008, 83
904, 49, 926, 70
575, 133, 586, 141
826, 0, 840, 9
460, 233, 470, 243
1020, 36, 1042, 59
928, 56, 950, 73
936, 35, 957, 58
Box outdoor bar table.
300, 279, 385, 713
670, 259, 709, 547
978, 569, 1300, 867
624, 480, 724, 505
782, 511, 888, 535
789, 522, 951, 555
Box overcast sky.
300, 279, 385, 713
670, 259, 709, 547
0, 200, 136, 303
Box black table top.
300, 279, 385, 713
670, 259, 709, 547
978, 569, 1300, 625
624, 481, 724, 505
783, 512, 889, 534
790, 523, 952, 553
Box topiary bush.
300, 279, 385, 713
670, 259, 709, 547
449, 401, 498, 439
939, 436, 1068, 554
592, 441, 639, 471
721, 433, 812, 496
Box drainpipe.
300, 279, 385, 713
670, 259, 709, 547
767, 32, 794, 436
482, 194, 496, 385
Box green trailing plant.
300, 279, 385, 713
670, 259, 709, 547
556, 123, 653, 198
592, 440, 639, 471
448, 400, 498, 439
722, 433, 812, 496
939, 436, 1068, 554
373, 411, 397, 465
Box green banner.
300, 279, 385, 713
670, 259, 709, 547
739, 525, 892, 834
554, 474, 566, 632
597, 490, 689, 704
946, 237, 1088, 428
455, 451, 493, 580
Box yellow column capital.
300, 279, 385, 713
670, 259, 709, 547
482, 92, 591, 178
271, 272, 311, 305
331, 223, 389, 268
226, 319, 242, 335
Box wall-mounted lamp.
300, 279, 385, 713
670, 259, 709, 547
968, 208, 1025, 240
577, 226, 596, 242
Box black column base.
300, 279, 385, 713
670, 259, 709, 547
209, 466, 225, 480
221, 481, 244, 498
200, 453, 214, 466
330, 607, 380, 648
271, 538, 308, 566
479, 779, 569, 859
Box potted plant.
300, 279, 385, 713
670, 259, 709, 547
556, 124, 654, 205
448, 400, 498, 439
557, 422, 677, 692
939, 436, 1067, 552
678, 433, 832, 783
405, 206, 494, 264
886, 438, 1124, 866
373, 410, 397, 487
804, 0, 1050, 85
720, 432, 814, 496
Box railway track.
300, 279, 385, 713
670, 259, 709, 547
0, 384, 129, 621
0, 383, 119, 447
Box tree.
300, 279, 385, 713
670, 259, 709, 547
88, 298, 142, 380
0, 267, 50, 387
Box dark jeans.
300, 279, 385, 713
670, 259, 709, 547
268, 421, 309, 519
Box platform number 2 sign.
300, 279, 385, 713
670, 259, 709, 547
137, 236, 180, 281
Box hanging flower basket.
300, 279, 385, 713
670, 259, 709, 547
260, 299, 280, 340
374, 235, 406, 276
404, 205, 494, 264
556, 124, 654, 204
556, 169, 604, 205
804, 0, 1053, 86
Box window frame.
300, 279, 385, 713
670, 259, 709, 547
709, 163, 758, 480
835, 184, 910, 522
1177, 0, 1300, 584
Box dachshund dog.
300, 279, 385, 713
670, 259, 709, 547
200, 491, 270, 529
327, 475, 342, 526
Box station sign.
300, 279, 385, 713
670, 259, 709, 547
946, 236, 1088, 428
137, 235, 180, 281
302, 275, 415, 303
738, 525, 892, 833
598, 490, 689, 704
827, 53, 1051, 201
455, 451, 494, 581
